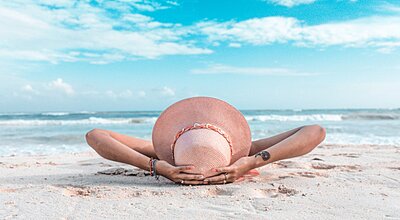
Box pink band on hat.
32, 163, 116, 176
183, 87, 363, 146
170, 122, 233, 161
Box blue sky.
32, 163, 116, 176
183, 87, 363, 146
1, 0, 400, 112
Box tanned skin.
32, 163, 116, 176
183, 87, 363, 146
86, 125, 326, 185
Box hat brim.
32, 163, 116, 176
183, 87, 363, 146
152, 96, 251, 165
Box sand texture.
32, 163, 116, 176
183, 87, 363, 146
1, 144, 399, 219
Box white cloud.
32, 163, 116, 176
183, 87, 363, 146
119, 89, 134, 98
138, 90, 146, 97
191, 64, 317, 76
267, 0, 316, 7
160, 86, 175, 96
1, 0, 400, 66
105, 89, 134, 98
197, 17, 302, 45
21, 84, 40, 95
49, 78, 75, 95
166, 1, 179, 6
197, 15, 400, 52
378, 4, 400, 18
0, 1, 211, 64
228, 43, 242, 48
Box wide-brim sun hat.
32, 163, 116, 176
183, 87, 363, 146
152, 96, 251, 177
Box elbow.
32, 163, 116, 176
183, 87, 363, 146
308, 124, 326, 144
85, 128, 105, 146
303, 124, 326, 153
85, 128, 96, 143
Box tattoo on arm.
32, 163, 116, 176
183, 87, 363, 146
254, 150, 271, 161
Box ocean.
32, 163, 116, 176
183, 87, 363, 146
0, 109, 399, 156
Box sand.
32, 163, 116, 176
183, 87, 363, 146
1, 144, 399, 219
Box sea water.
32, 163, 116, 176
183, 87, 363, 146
0, 109, 399, 156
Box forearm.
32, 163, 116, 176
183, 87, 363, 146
249, 125, 326, 169
86, 131, 151, 171
249, 126, 304, 155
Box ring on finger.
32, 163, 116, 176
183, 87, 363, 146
224, 172, 228, 181
181, 180, 184, 184
223, 179, 227, 184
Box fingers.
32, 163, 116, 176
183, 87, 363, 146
177, 173, 205, 181
204, 173, 225, 183
213, 167, 234, 174
177, 165, 195, 172
178, 180, 205, 185
203, 173, 234, 184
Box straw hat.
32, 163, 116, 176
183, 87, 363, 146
152, 97, 251, 177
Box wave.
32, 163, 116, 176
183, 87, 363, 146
0, 112, 399, 125
342, 113, 400, 120
0, 112, 31, 116
245, 113, 400, 122
41, 112, 70, 116
0, 117, 158, 126
40, 111, 98, 116
245, 114, 343, 122
0, 111, 98, 117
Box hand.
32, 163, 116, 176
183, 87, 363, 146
203, 156, 255, 184
155, 160, 206, 185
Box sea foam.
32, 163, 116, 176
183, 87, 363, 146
0, 117, 158, 126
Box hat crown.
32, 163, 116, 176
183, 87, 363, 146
174, 129, 230, 177
152, 96, 252, 177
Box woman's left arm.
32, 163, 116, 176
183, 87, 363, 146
203, 124, 326, 184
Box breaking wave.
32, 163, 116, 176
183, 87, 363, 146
0, 117, 158, 126
245, 113, 400, 122
245, 114, 343, 122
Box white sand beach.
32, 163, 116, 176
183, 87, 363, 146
1, 143, 399, 219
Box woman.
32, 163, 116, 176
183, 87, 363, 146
85, 97, 326, 185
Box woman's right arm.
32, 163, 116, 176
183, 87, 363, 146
85, 129, 205, 184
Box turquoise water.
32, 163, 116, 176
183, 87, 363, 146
0, 109, 399, 156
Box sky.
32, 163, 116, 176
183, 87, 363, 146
0, 0, 400, 112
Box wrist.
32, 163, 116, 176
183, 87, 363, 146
252, 150, 272, 168
246, 156, 259, 169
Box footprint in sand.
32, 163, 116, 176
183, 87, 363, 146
204, 185, 299, 198
332, 153, 360, 158
311, 162, 336, 170
49, 184, 95, 197
257, 185, 298, 198
388, 167, 400, 171
311, 162, 362, 172
0, 188, 18, 193
62, 186, 92, 197
79, 162, 113, 167
97, 167, 151, 177
271, 160, 304, 169
277, 185, 298, 196
337, 165, 362, 172
78, 163, 94, 166
290, 171, 327, 178
206, 187, 235, 196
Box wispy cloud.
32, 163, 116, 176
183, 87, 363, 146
160, 86, 175, 96
21, 84, 40, 95
191, 64, 317, 76
2, 0, 400, 67
48, 78, 75, 96
266, 0, 317, 7
138, 90, 147, 97
0, 0, 211, 64
106, 90, 132, 99
379, 3, 400, 13
197, 15, 400, 52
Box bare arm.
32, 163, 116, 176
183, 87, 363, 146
85, 129, 153, 170
250, 124, 326, 168
249, 126, 304, 156
85, 129, 205, 184
204, 124, 326, 184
